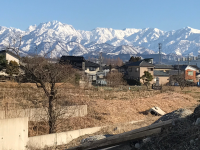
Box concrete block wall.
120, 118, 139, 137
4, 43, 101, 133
28, 126, 102, 149
0, 105, 87, 121
0, 117, 28, 150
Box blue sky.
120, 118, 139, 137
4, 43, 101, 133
1, 0, 200, 31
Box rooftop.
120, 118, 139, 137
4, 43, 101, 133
154, 70, 170, 76
0, 50, 19, 59
126, 60, 154, 67
85, 61, 100, 67
60, 56, 86, 62
154, 64, 174, 69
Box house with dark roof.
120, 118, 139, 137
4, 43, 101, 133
153, 70, 170, 85
125, 60, 154, 83
153, 64, 174, 85
60, 56, 100, 81
0, 50, 20, 76
0, 50, 19, 64
153, 64, 200, 85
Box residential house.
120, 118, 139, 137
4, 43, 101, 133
0, 50, 20, 76
154, 70, 170, 85
0, 50, 19, 64
116, 65, 127, 74
173, 65, 199, 83
153, 64, 174, 85
60, 56, 100, 82
154, 64, 199, 85
125, 60, 154, 83
96, 71, 107, 85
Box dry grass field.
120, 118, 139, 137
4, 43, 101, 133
0, 81, 199, 139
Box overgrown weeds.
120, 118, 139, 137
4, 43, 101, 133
0, 82, 197, 139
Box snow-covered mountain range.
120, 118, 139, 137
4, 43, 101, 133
1, 20, 200, 59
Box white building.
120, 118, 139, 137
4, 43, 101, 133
0, 50, 20, 76
0, 50, 19, 64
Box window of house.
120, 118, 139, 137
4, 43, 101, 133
89, 67, 96, 71
135, 68, 139, 72
187, 79, 193, 82
128, 67, 132, 72
165, 70, 169, 74
148, 68, 153, 71
188, 71, 193, 76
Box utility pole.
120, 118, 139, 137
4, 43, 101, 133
178, 58, 180, 75
158, 43, 162, 64
99, 52, 103, 72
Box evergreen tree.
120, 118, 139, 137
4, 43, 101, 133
140, 71, 153, 89
0, 55, 7, 70
129, 56, 141, 62
6, 60, 19, 76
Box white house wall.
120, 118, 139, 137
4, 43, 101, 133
6, 53, 19, 64
85, 67, 99, 75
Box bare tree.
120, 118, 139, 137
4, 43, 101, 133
170, 74, 187, 90
23, 57, 77, 133
106, 70, 126, 87
7, 36, 79, 133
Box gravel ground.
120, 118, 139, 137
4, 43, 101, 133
153, 108, 193, 124
81, 134, 113, 144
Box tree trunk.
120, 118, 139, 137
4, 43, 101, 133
48, 95, 56, 134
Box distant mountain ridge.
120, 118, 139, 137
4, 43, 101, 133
0, 21, 200, 59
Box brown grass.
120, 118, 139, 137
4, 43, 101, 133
0, 82, 199, 139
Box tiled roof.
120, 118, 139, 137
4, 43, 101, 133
154, 70, 169, 76
154, 64, 174, 69
85, 61, 100, 67
60, 56, 85, 61
60, 56, 99, 68
126, 60, 154, 67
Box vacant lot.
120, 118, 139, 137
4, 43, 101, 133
0, 82, 199, 137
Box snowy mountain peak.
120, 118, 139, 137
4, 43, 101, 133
1, 21, 200, 58
26, 25, 37, 33
182, 26, 200, 33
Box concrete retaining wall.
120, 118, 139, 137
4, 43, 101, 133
0, 105, 87, 121
0, 117, 28, 150
0, 116, 145, 149
28, 126, 102, 149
